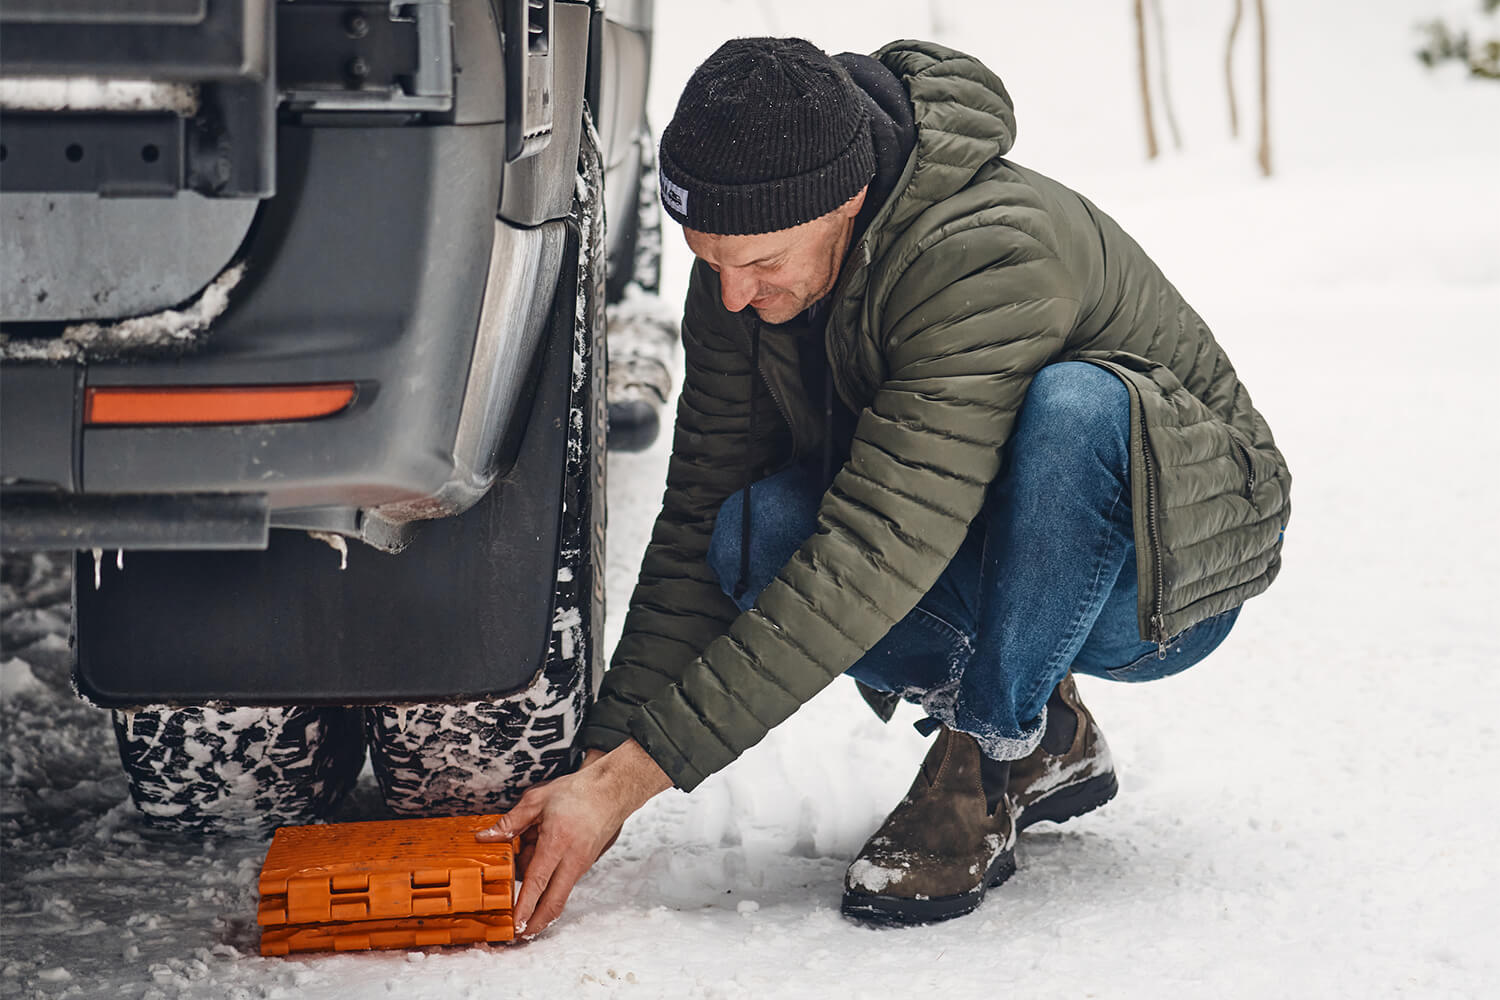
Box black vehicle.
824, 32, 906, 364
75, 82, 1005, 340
0, 0, 657, 831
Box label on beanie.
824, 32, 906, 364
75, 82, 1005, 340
660, 168, 689, 217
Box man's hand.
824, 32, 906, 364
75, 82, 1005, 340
475, 739, 671, 937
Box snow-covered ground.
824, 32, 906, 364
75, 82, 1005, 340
4, 1, 1498, 996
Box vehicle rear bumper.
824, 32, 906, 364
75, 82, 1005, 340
1, 123, 566, 552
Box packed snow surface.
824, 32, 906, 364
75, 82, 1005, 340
3, 1, 1498, 997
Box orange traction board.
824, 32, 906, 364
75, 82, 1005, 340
257, 814, 515, 956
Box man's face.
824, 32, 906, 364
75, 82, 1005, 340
683, 187, 867, 326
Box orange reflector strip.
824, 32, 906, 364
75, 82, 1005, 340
85, 384, 357, 426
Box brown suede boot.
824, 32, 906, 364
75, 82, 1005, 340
1009, 673, 1118, 831
841, 726, 1016, 924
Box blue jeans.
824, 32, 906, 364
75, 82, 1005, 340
706, 362, 1238, 760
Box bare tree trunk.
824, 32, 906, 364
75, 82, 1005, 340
1135, 0, 1159, 159
1148, 0, 1183, 150
1255, 0, 1272, 176
1226, 0, 1244, 137
927, 0, 953, 38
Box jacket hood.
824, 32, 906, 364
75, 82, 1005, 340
819, 40, 1019, 405
873, 41, 1017, 199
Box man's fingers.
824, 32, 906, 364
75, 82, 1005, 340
474, 792, 545, 842
516, 830, 539, 877
521, 853, 592, 938
512, 828, 568, 930
469, 749, 660, 937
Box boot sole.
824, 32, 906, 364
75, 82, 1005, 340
1015, 771, 1119, 832
840, 848, 1017, 926
606, 401, 661, 453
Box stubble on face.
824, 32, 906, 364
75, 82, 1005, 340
683, 187, 868, 325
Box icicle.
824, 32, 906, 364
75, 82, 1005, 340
308, 531, 349, 570
116, 549, 125, 571
91, 548, 103, 590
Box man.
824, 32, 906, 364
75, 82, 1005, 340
479, 37, 1290, 933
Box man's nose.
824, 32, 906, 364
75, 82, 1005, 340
718, 268, 758, 313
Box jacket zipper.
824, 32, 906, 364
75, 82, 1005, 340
752, 320, 797, 451
1232, 441, 1256, 498
1137, 403, 1169, 657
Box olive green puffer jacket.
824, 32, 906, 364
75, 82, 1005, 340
581, 40, 1291, 791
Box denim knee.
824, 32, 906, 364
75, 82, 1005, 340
706, 489, 745, 595
1011, 362, 1130, 466
707, 462, 824, 609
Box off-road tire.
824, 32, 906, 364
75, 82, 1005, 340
112, 705, 366, 836
605, 125, 661, 304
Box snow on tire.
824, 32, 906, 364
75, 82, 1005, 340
364, 670, 582, 816
628, 124, 662, 297
112, 705, 365, 836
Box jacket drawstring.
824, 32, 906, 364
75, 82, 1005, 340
734, 324, 761, 601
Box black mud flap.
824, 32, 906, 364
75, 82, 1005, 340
74, 227, 583, 707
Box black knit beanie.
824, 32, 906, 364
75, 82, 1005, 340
658, 37, 876, 236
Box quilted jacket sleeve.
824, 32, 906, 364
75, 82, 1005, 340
579, 261, 781, 753
624, 218, 1082, 790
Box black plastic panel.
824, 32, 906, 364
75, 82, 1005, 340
0, 114, 183, 196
